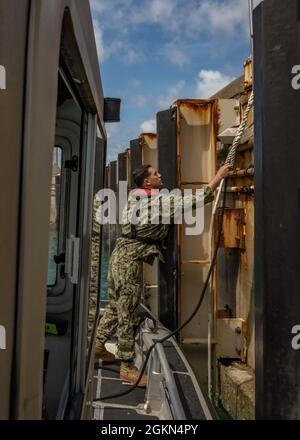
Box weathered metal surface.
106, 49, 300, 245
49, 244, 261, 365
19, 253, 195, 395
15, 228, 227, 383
220, 208, 246, 250
212, 65, 255, 421
177, 99, 216, 341
228, 168, 254, 177
216, 318, 247, 361
140, 132, 157, 169
216, 99, 240, 135
244, 58, 253, 90
175, 98, 238, 341
176, 100, 214, 341
176, 100, 216, 185
215, 193, 254, 373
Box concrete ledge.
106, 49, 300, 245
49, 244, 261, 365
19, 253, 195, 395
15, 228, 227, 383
219, 361, 255, 420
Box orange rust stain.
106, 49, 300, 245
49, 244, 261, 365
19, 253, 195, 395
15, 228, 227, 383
221, 208, 246, 249
214, 100, 222, 137
179, 101, 213, 125
140, 133, 157, 140
244, 58, 253, 89
145, 133, 157, 141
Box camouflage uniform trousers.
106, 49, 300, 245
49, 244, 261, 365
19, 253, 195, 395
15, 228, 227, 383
96, 242, 142, 361
88, 196, 101, 339
88, 238, 100, 338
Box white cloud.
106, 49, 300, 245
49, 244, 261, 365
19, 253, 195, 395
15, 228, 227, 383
93, 19, 105, 61
140, 119, 156, 133
123, 47, 143, 64
132, 79, 141, 88
135, 95, 148, 108
161, 41, 189, 67
131, 0, 176, 25
105, 121, 138, 162
187, 0, 249, 38
196, 70, 235, 98
158, 80, 186, 109
91, 0, 144, 64
92, 17, 143, 64
91, 0, 250, 65
149, 0, 175, 22
92, 17, 124, 62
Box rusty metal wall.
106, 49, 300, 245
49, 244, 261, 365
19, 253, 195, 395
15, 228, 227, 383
141, 133, 158, 169
176, 99, 237, 343
215, 94, 255, 369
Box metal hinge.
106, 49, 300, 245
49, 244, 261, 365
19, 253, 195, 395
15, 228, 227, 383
65, 155, 78, 171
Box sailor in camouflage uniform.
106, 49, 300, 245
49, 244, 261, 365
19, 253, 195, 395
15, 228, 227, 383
95, 163, 230, 386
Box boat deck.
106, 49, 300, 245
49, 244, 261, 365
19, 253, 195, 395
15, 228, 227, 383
93, 360, 159, 420
92, 315, 213, 420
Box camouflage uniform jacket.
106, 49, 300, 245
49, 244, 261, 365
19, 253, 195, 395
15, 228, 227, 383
111, 186, 214, 265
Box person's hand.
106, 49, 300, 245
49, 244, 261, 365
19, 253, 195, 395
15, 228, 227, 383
215, 163, 232, 181
208, 163, 232, 191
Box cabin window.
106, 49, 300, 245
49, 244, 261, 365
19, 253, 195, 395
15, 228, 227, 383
47, 146, 63, 286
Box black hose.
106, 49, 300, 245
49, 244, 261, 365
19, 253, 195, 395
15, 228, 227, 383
95, 180, 227, 402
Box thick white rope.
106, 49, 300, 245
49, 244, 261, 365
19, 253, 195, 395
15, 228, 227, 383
213, 90, 254, 215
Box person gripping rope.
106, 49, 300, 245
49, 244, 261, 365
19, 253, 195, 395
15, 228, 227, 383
95, 163, 230, 387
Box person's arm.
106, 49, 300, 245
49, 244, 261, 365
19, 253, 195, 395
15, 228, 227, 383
160, 164, 232, 221
183, 163, 232, 209
207, 163, 231, 192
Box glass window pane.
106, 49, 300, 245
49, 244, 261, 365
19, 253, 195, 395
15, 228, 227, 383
47, 147, 62, 286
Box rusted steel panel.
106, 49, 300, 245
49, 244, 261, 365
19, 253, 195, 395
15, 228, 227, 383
216, 318, 247, 361
244, 58, 253, 90
220, 208, 246, 250
176, 100, 216, 185
140, 133, 157, 169
174, 98, 237, 342
176, 99, 217, 341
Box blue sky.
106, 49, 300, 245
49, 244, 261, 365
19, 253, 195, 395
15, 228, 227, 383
90, 0, 257, 162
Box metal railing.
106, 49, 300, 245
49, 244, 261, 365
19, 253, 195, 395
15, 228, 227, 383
154, 343, 186, 420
